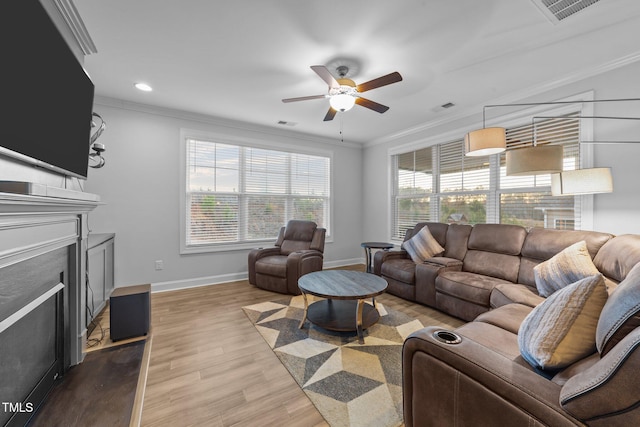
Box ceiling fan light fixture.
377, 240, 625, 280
282, 65, 401, 120
329, 93, 356, 112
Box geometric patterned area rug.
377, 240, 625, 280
242, 295, 425, 427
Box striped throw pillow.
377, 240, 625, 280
518, 274, 608, 370
534, 240, 600, 298
402, 225, 444, 264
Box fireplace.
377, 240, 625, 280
0, 248, 68, 427
0, 192, 97, 426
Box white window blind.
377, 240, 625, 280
499, 114, 580, 229
391, 112, 583, 239
438, 140, 490, 225
439, 140, 491, 193
186, 138, 330, 247
392, 148, 433, 239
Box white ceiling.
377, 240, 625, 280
74, 0, 640, 144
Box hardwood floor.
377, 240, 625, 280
139, 265, 464, 426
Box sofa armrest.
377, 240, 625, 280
249, 246, 281, 259
560, 327, 640, 425
403, 326, 577, 427
286, 250, 323, 294
414, 259, 463, 307
424, 256, 463, 268
248, 246, 282, 284
373, 249, 409, 275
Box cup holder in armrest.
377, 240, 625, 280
433, 330, 462, 344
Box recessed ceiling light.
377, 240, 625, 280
134, 82, 153, 92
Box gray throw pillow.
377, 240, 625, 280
518, 274, 608, 370
596, 262, 640, 356
534, 241, 600, 297
402, 225, 444, 264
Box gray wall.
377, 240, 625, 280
362, 60, 640, 242
588, 64, 640, 232
84, 100, 364, 289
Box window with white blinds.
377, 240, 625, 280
391, 112, 582, 239
499, 114, 580, 229
185, 138, 330, 248
392, 148, 433, 238
438, 140, 491, 225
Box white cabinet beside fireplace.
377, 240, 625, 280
87, 233, 115, 326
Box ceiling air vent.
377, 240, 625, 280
432, 102, 456, 113
531, 0, 601, 23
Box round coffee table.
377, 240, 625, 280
298, 270, 388, 344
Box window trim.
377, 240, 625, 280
387, 92, 596, 242
179, 128, 333, 254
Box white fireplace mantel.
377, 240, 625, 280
0, 191, 100, 366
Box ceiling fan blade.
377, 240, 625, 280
355, 97, 390, 113
356, 72, 403, 93
282, 94, 327, 103
311, 65, 340, 89
323, 107, 337, 121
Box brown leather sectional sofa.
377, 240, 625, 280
375, 222, 640, 426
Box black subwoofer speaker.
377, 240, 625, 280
110, 284, 150, 341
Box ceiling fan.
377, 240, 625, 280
282, 65, 403, 121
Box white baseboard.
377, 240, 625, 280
150, 258, 365, 293
151, 272, 247, 293
323, 258, 364, 269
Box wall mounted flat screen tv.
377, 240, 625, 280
0, 0, 95, 180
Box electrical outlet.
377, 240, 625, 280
155, 260, 163, 270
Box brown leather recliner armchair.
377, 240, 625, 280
248, 220, 326, 295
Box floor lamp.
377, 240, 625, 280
530, 114, 640, 195
466, 98, 640, 195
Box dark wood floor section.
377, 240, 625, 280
29, 340, 145, 427
141, 266, 464, 426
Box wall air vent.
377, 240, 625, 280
531, 0, 601, 23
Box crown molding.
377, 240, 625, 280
386, 90, 595, 156
369, 50, 640, 148
93, 96, 362, 149
53, 0, 97, 55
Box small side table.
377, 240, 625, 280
361, 242, 394, 273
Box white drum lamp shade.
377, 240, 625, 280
506, 145, 564, 176
551, 167, 613, 196
464, 127, 506, 156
